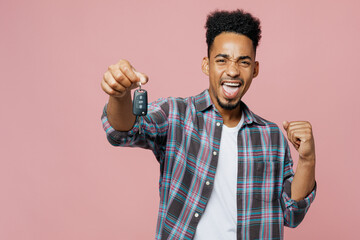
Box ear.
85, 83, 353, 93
201, 57, 209, 76
253, 61, 259, 78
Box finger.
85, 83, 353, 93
134, 71, 149, 85
108, 65, 133, 89
103, 71, 127, 92
282, 121, 290, 131
287, 128, 298, 148
287, 121, 312, 129
112, 69, 133, 89
284, 121, 295, 141
285, 126, 304, 149
289, 129, 313, 146
287, 136, 300, 150
291, 132, 302, 146
118, 63, 139, 84
287, 124, 312, 134
286, 127, 297, 149
101, 79, 124, 97
292, 129, 313, 143
116, 59, 149, 85
284, 121, 312, 137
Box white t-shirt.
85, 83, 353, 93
194, 112, 244, 240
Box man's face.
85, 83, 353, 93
202, 32, 259, 111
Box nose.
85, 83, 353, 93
225, 61, 240, 78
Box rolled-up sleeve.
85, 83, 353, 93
280, 141, 317, 228
101, 97, 169, 163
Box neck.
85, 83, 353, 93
220, 107, 242, 127
210, 95, 242, 128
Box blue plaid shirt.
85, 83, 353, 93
102, 90, 316, 239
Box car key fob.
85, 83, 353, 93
133, 82, 148, 134
133, 88, 148, 116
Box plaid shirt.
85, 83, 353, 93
102, 90, 316, 240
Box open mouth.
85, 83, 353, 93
222, 82, 241, 87
221, 81, 242, 99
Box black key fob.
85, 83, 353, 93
133, 89, 148, 116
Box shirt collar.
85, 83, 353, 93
194, 89, 266, 126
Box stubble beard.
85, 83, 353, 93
216, 96, 242, 110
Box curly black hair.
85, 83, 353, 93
205, 9, 262, 56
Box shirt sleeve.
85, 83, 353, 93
101, 97, 169, 163
280, 138, 317, 228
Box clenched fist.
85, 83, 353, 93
283, 121, 316, 162
101, 59, 148, 98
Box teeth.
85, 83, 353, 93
223, 82, 240, 87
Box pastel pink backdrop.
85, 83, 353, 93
1, 0, 359, 239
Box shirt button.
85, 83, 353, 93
194, 212, 199, 218
213, 151, 217, 156
205, 181, 211, 186
216, 122, 221, 127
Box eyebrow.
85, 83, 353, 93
214, 53, 252, 61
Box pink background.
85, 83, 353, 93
1, 0, 359, 239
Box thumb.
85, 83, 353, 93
282, 121, 289, 131
134, 71, 149, 85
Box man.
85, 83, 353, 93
101, 9, 316, 240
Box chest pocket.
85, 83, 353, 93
252, 161, 282, 202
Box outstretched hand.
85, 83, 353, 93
101, 59, 148, 98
